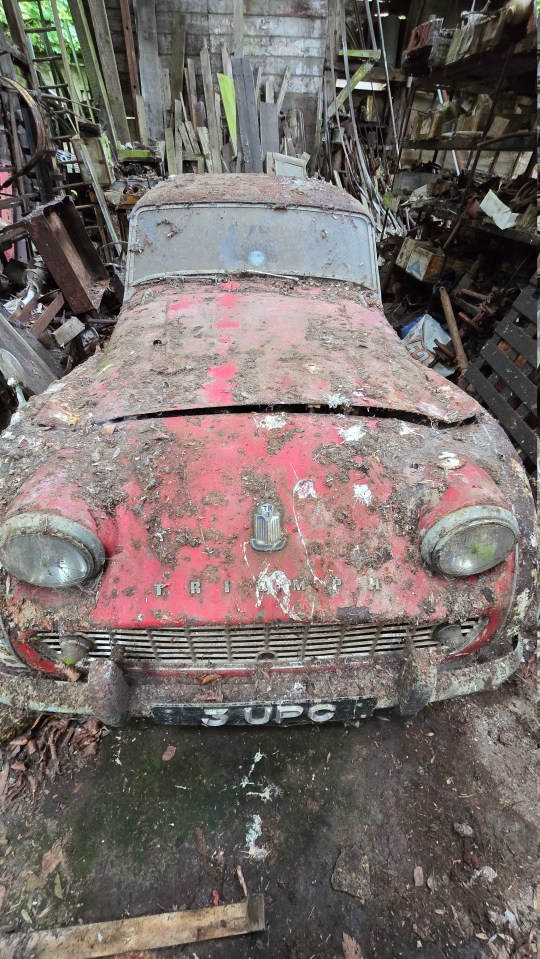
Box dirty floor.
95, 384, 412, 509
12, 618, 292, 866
0, 680, 536, 959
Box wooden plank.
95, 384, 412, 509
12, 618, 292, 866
512, 289, 536, 323
218, 72, 237, 154
480, 341, 536, 412
118, 0, 140, 112
208, 0, 326, 15
254, 65, 262, 104
186, 58, 198, 128
32, 293, 65, 339
232, 56, 262, 173
275, 65, 290, 112
327, 57, 380, 119
133, 0, 164, 141
161, 67, 172, 127
233, 0, 244, 55
0, 896, 265, 959
221, 43, 232, 78
200, 44, 222, 173
135, 95, 149, 145
259, 102, 279, 156
215, 91, 223, 149
169, 14, 186, 104
174, 100, 183, 170
185, 120, 201, 153
197, 126, 213, 171
497, 319, 536, 365
87, 0, 130, 142
464, 364, 537, 464
265, 78, 274, 103
165, 128, 177, 175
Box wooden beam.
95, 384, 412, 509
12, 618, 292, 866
185, 58, 198, 129
132, 0, 164, 141
0, 897, 265, 959
218, 72, 237, 154
232, 56, 262, 172
87, 0, 130, 143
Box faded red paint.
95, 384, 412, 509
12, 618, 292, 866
6, 415, 515, 646
202, 363, 237, 404
29, 283, 480, 427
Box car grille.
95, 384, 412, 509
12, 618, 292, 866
35, 619, 482, 668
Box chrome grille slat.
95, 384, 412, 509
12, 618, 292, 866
34, 619, 482, 667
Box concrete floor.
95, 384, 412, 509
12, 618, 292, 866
0, 680, 536, 959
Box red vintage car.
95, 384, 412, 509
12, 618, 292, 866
0, 176, 535, 727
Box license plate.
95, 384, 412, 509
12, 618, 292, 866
150, 697, 377, 726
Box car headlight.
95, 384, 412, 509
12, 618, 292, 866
0, 513, 105, 588
421, 506, 519, 577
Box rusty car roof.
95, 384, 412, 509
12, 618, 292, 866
133, 173, 373, 217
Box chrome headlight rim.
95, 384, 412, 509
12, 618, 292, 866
0, 512, 105, 588
421, 505, 519, 578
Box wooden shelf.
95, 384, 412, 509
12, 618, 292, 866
409, 34, 536, 96
425, 204, 538, 247
402, 132, 535, 153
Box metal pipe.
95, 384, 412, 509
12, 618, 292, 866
440, 287, 468, 377
372, 0, 400, 156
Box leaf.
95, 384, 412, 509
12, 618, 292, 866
197, 673, 221, 686
41, 841, 64, 878
0, 884, 6, 914
342, 932, 363, 959
53, 874, 63, 900
162, 746, 176, 762
413, 865, 424, 887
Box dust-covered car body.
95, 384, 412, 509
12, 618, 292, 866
0, 175, 535, 727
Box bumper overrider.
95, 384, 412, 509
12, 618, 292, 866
0, 638, 524, 727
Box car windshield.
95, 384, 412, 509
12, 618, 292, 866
126, 202, 379, 294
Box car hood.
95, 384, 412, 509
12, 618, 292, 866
32, 281, 479, 426
6, 412, 519, 635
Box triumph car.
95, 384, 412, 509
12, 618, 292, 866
0, 175, 535, 727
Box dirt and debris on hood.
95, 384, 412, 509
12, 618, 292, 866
26, 279, 480, 426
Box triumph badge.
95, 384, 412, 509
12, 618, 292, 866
250, 503, 286, 552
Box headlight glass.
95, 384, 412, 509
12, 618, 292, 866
0, 514, 105, 588
421, 506, 518, 577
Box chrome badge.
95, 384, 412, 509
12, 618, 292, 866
251, 503, 286, 552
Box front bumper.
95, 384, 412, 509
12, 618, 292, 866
0, 640, 523, 726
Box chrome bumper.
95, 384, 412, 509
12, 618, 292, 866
0, 640, 523, 726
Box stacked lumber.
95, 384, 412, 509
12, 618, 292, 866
157, 43, 309, 177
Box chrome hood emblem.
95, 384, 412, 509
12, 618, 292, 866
250, 503, 286, 552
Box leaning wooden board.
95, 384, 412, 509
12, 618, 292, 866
0, 895, 265, 959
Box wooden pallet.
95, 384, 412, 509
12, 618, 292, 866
461, 277, 537, 474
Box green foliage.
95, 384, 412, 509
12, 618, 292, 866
0, 0, 80, 59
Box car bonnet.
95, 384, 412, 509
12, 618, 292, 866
33, 281, 480, 426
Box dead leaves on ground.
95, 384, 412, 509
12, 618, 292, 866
0, 715, 107, 807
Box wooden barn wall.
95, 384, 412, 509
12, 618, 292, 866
103, 0, 328, 151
